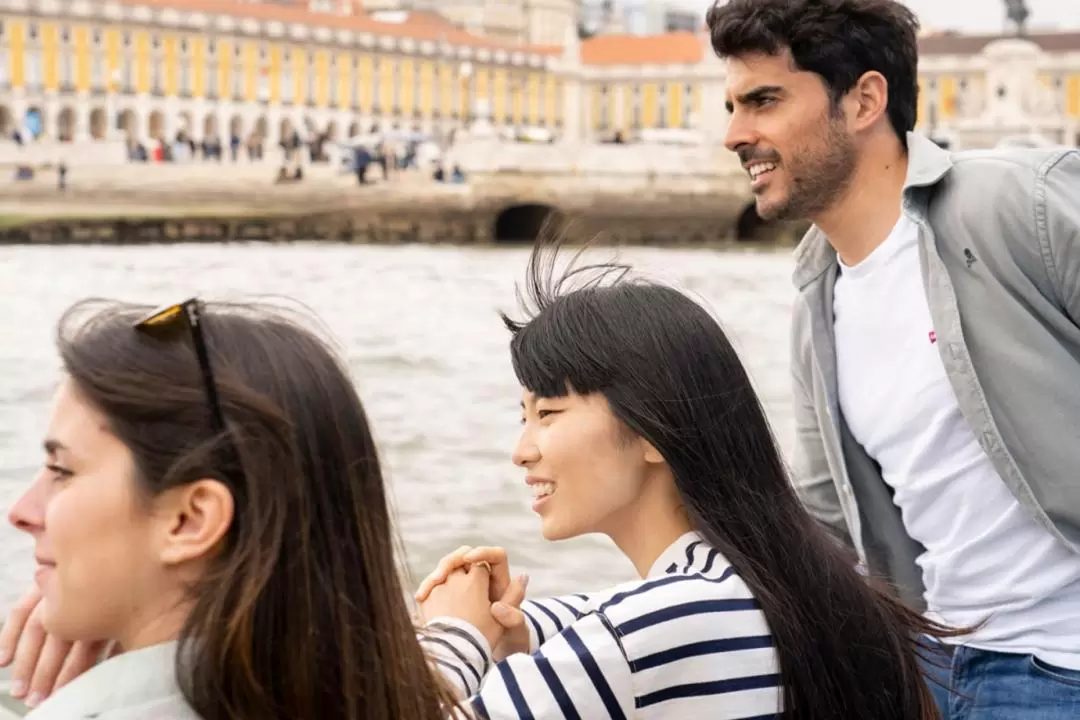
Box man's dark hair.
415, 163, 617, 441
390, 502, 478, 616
707, 0, 921, 142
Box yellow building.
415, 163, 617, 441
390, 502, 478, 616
0, 1, 1078, 148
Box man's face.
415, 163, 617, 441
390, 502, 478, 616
723, 50, 858, 222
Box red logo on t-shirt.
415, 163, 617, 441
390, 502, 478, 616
929, 330, 937, 344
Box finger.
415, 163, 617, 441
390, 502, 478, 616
51, 640, 105, 693
24, 634, 73, 707
463, 547, 511, 600
8, 609, 49, 698
0, 586, 43, 667
414, 546, 474, 601
498, 574, 530, 609
491, 602, 527, 629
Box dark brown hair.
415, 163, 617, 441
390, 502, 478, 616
503, 239, 964, 719
56, 299, 459, 720
707, 0, 921, 142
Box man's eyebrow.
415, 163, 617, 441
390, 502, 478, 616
725, 85, 785, 113
43, 438, 67, 455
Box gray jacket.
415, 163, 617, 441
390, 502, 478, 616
790, 131, 1080, 610
24, 642, 200, 720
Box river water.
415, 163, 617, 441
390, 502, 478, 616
0, 243, 796, 620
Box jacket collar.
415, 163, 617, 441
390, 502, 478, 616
790, 131, 954, 291
26, 641, 187, 719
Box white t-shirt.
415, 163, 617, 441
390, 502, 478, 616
833, 213, 1080, 669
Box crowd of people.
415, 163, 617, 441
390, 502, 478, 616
1, 0, 1078, 718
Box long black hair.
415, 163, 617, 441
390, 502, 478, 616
501, 239, 961, 719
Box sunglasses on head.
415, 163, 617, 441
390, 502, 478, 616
134, 298, 227, 433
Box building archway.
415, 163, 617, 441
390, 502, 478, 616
735, 203, 770, 242
56, 107, 76, 141
118, 108, 137, 139
279, 117, 295, 141
148, 110, 166, 140
347, 120, 360, 138
229, 114, 243, 139
24, 106, 44, 138
325, 119, 338, 141
203, 113, 219, 140
89, 107, 107, 140
493, 203, 558, 244
0, 106, 13, 136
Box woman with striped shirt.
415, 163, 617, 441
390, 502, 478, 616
415, 240, 962, 719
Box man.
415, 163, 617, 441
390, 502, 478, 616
707, 0, 1080, 716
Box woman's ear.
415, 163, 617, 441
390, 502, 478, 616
154, 479, 234, 566
642, 440, 665, 465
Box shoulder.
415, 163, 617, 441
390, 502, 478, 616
591, 563, 780, 714
936, 146, 1077, 211
95, 696, 202, 720
596, 563, 768, 642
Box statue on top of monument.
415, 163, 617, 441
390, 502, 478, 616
1004, 0, 1030, 36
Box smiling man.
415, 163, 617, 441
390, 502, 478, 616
706, 0, 1080, 717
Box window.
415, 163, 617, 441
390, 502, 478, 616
60, 32, 74, 88
329, 54, 338, 106
26, 49, 42, 90
657, 84, 667, 128
598, 84, 609, 131
306, 52, 316, 104
350, 56, 359, 108
682, 83, 693, 128
391, 61, 400, 113
281, 50, 293, 103
372, 58, 381, 112
632, 85, 641, 129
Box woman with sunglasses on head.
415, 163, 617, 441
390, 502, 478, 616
413, 240, 966, 719
2, 298, 507, 719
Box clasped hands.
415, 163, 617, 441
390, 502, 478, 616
415, 545, 532, 662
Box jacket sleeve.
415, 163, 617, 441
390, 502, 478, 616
421, 614, 634, 719
790, 308, 854, 548
1043, 149, 1080, 328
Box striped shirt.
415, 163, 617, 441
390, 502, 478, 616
420, 531, 783, 719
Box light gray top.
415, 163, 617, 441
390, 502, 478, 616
789, 132, 1080, 609
24, 641, 201, 720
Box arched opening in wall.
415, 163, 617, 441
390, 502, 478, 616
324, 120, 338, 141
735, 202, 775, 242
229, 114, 243, 140
1075, 130, 1080, 147
148, 110, 165, 140
56, 107, 76, 141
279, 117, 295, 141
177, 111, 193, 139
253, 116, 268, 141
347, 120, 360, 138
89, 107, 107, 140
494, 203, 559, 244
202, 113, 218, 140
119, 109, 137, 139
0, 106, 13, 136
24, 107, 43, 139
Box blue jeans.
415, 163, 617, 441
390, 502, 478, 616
921, 643, 1080, 719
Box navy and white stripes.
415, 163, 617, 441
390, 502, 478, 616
419, 531, 782, 719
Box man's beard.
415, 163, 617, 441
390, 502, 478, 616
760, 113, 857, 223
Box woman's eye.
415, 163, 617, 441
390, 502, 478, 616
45, 463, 73, 479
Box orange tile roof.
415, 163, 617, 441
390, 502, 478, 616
581, 31, 703, 66
118, 0, 561, 54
